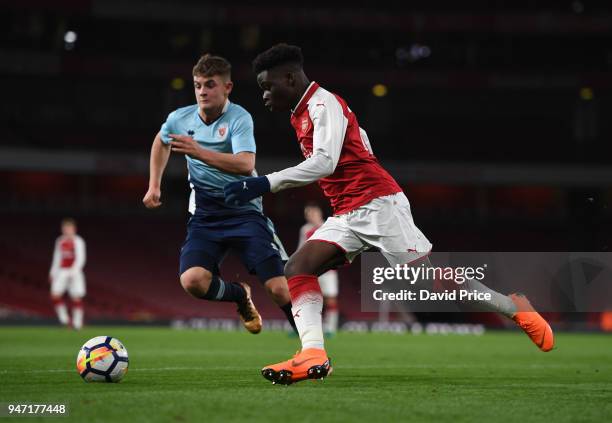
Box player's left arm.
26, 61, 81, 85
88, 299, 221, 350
224, 98, 346, 204
73, 237, 86, 272
168, 134, 255, 176
169, 112, 256, 176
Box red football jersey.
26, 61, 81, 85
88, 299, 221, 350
289, 82, 401, 215
59, 238, 76, 268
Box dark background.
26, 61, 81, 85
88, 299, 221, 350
1, 0, 610, 327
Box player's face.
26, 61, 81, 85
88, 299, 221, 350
62, 223, 76, 236
256, 69, 295, 112
193, 74, 233, 113
304, 206, 323, 224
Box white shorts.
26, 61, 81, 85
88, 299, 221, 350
318, 270, 339, 297
51, 269, 86, 298
310, 192, 432, 267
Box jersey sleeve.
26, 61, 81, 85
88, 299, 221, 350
231, 112, 256, 154
159, 111, 179, 145
266, 98, 346, 192
49, 238, 61, 277
73, 236, 86, 271
297, 225, 308, 249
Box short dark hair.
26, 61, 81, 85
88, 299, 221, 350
192, 54, 231, 79
304, 201, 320, 210
61, 218, 76, 226
252, 43, 304, 74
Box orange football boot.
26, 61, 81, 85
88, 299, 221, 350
510, 293, 554, 352
261, 348, 332, 385
236, 282, 262, 334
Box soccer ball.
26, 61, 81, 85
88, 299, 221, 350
76, 336, 129, 382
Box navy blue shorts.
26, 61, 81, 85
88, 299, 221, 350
179, 212, 287, 284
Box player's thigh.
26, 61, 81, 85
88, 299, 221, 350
353, 193, 432, 266
179, 231, 227, 282
307, 215, 368, 268
68, 272, 86, 299
51, 271, 70, 297
264, 216, 289, 262
231, 219, 286, 283
285, 240, 346, 278
318, 271, 339, 297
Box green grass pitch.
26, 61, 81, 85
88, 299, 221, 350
0, 327, 611, 422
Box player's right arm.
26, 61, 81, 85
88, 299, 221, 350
143, 131, 171, 209
223, 96, 346, 205
297, 224, 308, 249
49, 238, 60, 283
266, 97, 346, 192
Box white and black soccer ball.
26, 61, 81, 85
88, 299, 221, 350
76, 336, 129, 382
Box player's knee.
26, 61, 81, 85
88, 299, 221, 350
264, 277, 290, 304
284, 259, 297, 278
180, 267, 213, 298
284, 256, 309, 279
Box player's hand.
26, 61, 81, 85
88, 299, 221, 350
168, 134, 202, 159
143, 187, 162, 209
224, 176, 271, 205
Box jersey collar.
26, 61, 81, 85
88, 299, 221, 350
195, 98, 231, 126
292, 82, 319, 116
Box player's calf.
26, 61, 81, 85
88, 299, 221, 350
71, 297, 84, 330
180, 266, 262, 333
180, 267, 246, 303
51, 295, 70, 327
263, 276, 298, 334
263, 276, 290, 305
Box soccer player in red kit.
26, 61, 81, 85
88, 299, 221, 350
299, 203, 339, 336
224, 44, 554, 385
49, 218, 86, 329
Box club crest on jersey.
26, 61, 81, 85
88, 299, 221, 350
301, 118, 310, 133
217, 124, 228, 140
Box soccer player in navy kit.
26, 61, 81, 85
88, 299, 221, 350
225, 44, 554, 385
143, 54, 296, 334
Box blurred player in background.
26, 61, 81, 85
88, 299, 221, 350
49, 218, 86, 330
143, 54, 296, 334
225, 43, 555, 385
299, 203, 338, 336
